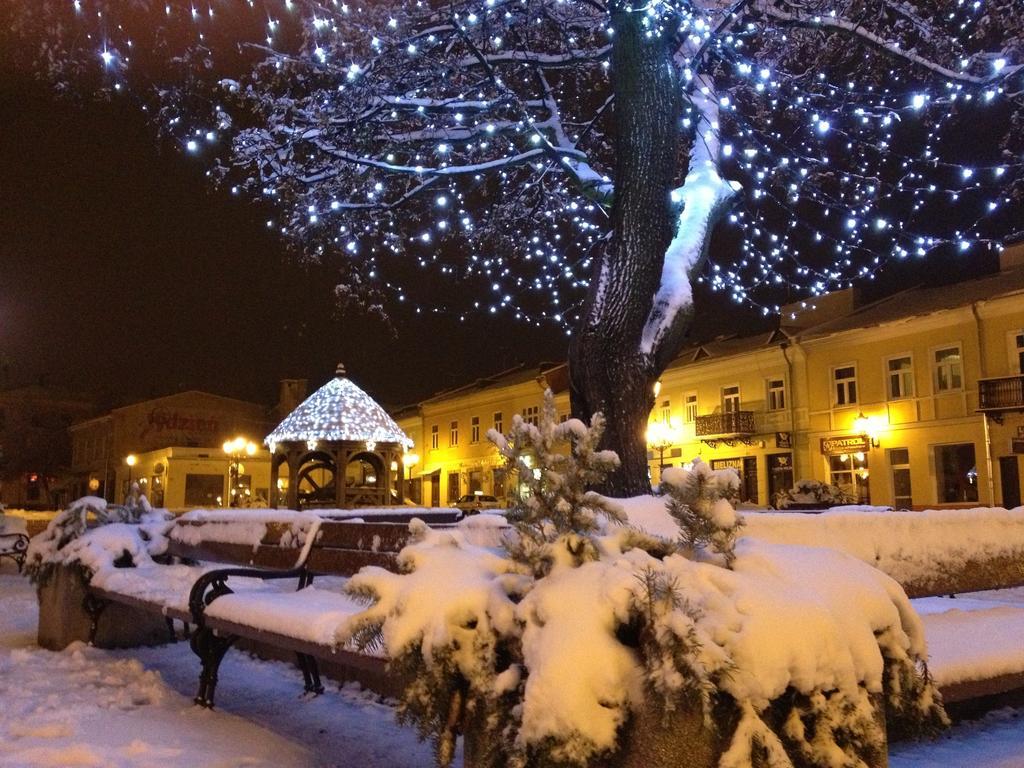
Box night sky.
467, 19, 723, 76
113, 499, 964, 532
0, 71, 570, 410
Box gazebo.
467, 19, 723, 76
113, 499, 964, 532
266, 364, 413, 509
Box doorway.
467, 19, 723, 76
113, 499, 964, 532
1000, 456, 1021, 509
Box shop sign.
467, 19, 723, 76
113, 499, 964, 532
820, 435, 870, 456
775, 432, 792, 449
711, 458, 744, 471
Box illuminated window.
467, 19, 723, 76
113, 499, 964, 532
934, 346, 963, 392
493, 411, 503, 434
449, 420, 459, 447
767, 379, 786, 411
523, 405, 539, 426
659, 399, 671, 422
887, 356, 914, 400
684, 393, 698, 423
471, 416, 480, 443
833, 365, 857, 406
430, 425, 439, 450
828, 453, 869, 504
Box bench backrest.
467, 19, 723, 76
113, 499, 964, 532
165, 517, 443, 576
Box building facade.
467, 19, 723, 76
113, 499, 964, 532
395, 247, 1024, 510
0, 385, 95, 509
69, 389, 282, 508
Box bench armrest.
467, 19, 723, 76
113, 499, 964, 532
0, 532, 29, 552
188, 566, 309, 626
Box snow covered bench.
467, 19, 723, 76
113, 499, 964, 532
32, 508, 471, 706
0, 514, 29, 572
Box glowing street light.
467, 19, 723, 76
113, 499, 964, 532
223, 437, 258, 507
645, 419, 681, 479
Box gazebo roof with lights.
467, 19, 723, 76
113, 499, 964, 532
265, 364, 412, 448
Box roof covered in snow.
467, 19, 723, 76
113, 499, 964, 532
265, 365, 412, 448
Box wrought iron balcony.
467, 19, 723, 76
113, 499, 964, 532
695, 411, 756, 437
978, 375, 1024, 412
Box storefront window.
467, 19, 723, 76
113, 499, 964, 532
935, 443, 978, 503
185, 473, 225, 507
828, 453, 870, 503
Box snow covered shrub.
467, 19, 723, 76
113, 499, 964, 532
24, 495, 170, 585
488, 389, 624, 575
775, 479, 855, 509
661, 459, 744, 566
343, 401, 946, 768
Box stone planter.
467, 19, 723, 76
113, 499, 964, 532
463, 693, 888, 768
36, 565, 170, 651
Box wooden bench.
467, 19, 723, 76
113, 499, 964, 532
79, 512, 449, 707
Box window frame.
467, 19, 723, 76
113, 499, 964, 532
721, 385, 741, 414
832, 364, 859, 406
493, 411, 504, 434
1010, 330, 1024, 375
887, 447, 913, 510
430, 424, 439, 450
932, 344, 964, 394
766, 378, 786, 412
885, 353, 915, 401
683, 392, 698, 423
449, 420, 459, 447
471, 416, 480, 444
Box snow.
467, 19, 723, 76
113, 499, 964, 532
3, 560, 1024, 766
911, 588, 1024, 689
0, 513, 29, 536
616, 496, 1024, 589
0, 564, 435, 768
205, 581, 366, 648
173, 508, 321, 552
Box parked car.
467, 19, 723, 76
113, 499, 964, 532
452, 493, 503, 513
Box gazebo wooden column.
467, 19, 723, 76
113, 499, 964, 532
335, 445, 350, 509
285, 446, 302, 510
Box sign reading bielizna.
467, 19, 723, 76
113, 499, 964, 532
820, 435, 871, 456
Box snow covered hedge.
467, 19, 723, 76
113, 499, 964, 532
341, 392, 946, 767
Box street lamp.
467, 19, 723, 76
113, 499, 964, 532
125, 454, 137, 496
223, 436, 257, 507
645, 421, 678, 481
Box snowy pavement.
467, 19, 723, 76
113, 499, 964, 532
1, 563, 1024, 767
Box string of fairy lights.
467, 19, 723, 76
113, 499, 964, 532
62, 0, 1023, 327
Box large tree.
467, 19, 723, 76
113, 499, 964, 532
6, 0, 1022, 495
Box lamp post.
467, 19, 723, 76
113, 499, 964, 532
125, 454, 137, 502
223, 436, 257, 507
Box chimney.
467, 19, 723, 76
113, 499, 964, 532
999, 239, 1024, 273
276, 379, 308, 419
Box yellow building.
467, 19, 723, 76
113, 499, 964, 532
394, 246, 1024, 510
401, 364, 569, 507
68, 384, 308, 508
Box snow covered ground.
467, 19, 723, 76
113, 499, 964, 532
1, 561, 1023, 767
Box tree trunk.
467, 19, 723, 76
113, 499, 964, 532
569, 1, 684, 497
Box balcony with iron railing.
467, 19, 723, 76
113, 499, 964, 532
978, 375, 1024, 412
694, 411, 757, 437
